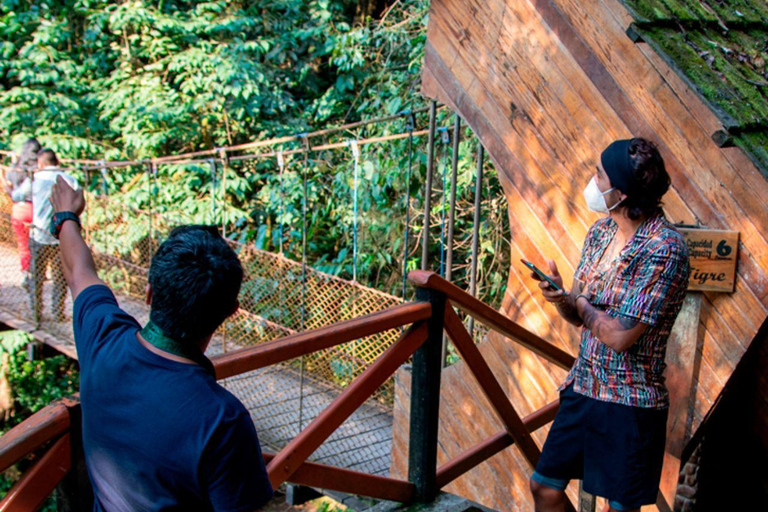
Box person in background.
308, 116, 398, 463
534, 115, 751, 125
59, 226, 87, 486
16, 149, 79, 323
529, 138, 690, 512
1, 138, 40, 289
48, 176, 273, 511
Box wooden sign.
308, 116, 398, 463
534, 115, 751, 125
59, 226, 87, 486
678, 228, 739, 293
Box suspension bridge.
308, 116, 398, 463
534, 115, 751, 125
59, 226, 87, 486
0, 105, 501, 504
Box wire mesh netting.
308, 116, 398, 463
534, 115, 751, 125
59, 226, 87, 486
0, 164, 403, 475
0, 113, 499, 479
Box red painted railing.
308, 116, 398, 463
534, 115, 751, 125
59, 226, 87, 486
0, 272, 578, 511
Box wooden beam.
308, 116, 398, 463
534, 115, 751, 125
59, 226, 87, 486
262, 453, 415, 503
409, 271, 575, 370
267, 322, 428, 489
408, 286, 446, 502
0, 398, 75, 473
0, 311, 78, 360
0, 434, 71, 512
442, 305, 541, 469
212, 302, 431, 379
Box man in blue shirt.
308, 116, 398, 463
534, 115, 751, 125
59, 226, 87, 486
49, 176, 273, 511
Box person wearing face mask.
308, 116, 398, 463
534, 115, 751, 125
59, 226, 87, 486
528, 138, 691, 512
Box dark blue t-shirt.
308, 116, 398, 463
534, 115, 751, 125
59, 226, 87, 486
73, 285, 273, 511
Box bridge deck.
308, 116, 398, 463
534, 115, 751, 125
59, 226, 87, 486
0, 238, 393, 476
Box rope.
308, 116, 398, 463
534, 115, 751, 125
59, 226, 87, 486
276, 149, 285, 254
218, 149, 229, 237
209, 158, 217, 222
60, 105, 443, 169
349, 140, 361, 283
99, 161, 109, 195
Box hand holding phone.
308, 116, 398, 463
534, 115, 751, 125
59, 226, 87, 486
521, 259, 563, 293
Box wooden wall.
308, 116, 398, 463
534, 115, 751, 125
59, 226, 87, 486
390, 0, 768, 509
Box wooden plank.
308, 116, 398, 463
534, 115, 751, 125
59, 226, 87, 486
409, 270, 575, 370
0, 434, 71, 512
427, 32, 593, 235
0, 399, 73, 473
442, 358, 532, 510
262, 452, 415, 503
435, 364, 509, 507
442, 305, 542, 468
212, 302, 431, 379
660, 293, 702, 507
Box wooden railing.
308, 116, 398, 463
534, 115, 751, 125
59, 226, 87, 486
0, 272, 578, 511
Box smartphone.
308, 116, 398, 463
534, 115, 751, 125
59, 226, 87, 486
521, 259, 563, 293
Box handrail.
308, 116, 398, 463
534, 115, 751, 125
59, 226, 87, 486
408, 270, 575, 370
267, 322, 428, 489
0, 272, 576, 509
0, 434, 71, 512
0, 397, 76, 473
211, 301, 431, 379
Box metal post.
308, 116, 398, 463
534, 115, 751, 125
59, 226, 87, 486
467, 143, 484, 337
444, 115, 461, 283
441, 115, 461, 366
420, 100, 438, 271
408, 285, 446, 502
401, 112, 416, 300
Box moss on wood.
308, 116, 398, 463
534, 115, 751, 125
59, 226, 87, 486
620, 1, 768, 173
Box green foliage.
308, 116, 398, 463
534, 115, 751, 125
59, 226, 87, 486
0, 331, 79, 421
0, 331, 79, 508
2, 0, 511, 310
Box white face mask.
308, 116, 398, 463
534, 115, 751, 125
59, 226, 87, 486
583, 176, 620, 213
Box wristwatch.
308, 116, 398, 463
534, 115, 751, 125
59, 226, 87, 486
50, 211, 81, 239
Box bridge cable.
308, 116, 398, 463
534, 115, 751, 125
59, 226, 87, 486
298, 134, 310, 432
349, 139, 361, 363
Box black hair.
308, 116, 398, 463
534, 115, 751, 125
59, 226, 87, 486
148, 225, 243, 343
37, 148, 59, 168
16, 138, 41, 169
619, 138, 671, 221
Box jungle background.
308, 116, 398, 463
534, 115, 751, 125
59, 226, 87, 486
0, 0, 511, 306
0, 1, 512, 506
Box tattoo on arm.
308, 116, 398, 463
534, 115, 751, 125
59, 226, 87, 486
557, 298, 583, 326
580, 301, 639, 348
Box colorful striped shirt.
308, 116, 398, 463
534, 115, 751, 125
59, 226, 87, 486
558, 211, 690, 409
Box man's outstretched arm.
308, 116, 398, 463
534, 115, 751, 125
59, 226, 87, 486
50, 175, 104, 300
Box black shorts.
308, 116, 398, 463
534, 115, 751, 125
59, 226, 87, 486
532, 383, 668, 510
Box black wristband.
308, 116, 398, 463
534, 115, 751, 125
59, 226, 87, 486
50, 211, 81, 239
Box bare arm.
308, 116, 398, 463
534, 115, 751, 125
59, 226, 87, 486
575, 297, 648, 352
50, 176, 104, 300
